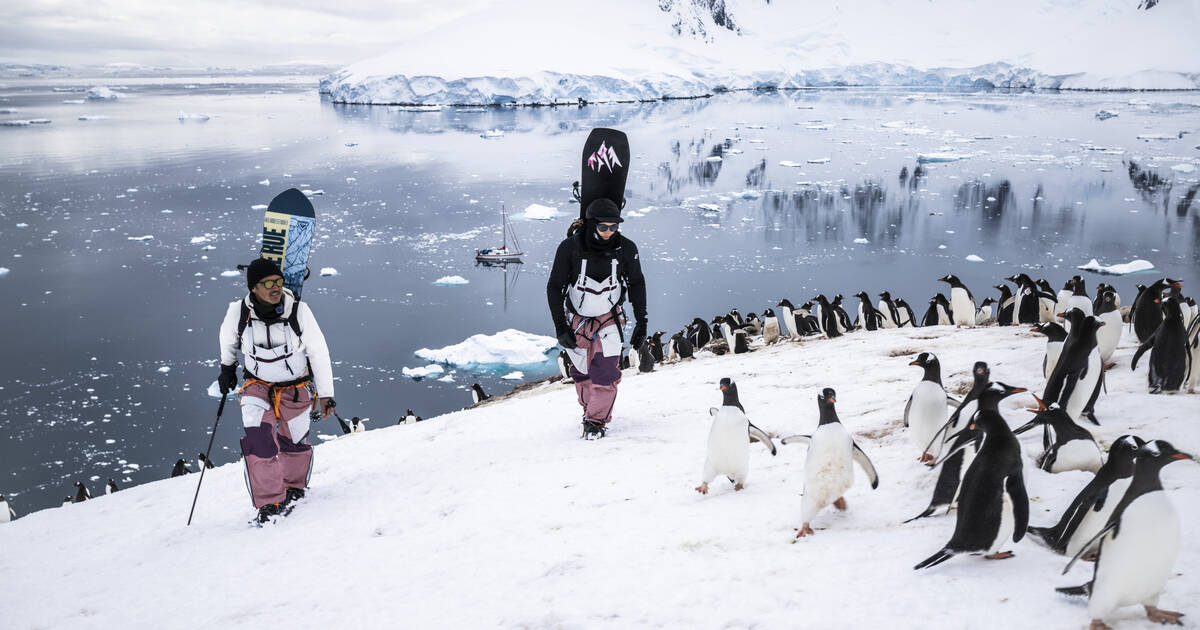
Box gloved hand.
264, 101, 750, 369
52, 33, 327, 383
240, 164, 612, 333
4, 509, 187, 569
217, 363, 238, 394
320, 398, 336, 418
629, 320, 647, 350
556, 325, 577, 350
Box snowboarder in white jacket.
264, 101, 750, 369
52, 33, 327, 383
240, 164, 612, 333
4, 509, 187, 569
218, 258, 335, 523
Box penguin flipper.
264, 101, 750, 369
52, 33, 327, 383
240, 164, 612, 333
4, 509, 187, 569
1006, 474, 1030, 542
1055, 582, 1092, 598
1131, 334, 1155, 370
1039, 447, 1058, 472
780, 434, 811, 446
1063, 522, 1116, 574
747, 423, 777, 456
914, 547, 956, 570
903, 395, 913, 428
852, 443, 880, 489
944, 395, 962, 407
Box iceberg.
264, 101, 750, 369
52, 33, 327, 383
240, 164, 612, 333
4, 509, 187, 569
965, 254, 985, 262
402, 364, 445, 380
1077, 258, 1154, 275
433, 275, 469, 286
416, 329, 558, 368
522, 204, 561, 220
320, 267, 339, 277
87, 86, 123, 100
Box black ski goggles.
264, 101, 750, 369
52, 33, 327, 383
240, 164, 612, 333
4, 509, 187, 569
257, 278, 285, 289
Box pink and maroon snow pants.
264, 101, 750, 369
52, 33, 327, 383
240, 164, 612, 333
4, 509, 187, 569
238, 380, 313, 508
565, 313, 624, 425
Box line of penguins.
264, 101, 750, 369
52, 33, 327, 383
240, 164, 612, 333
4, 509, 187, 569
669, 273, 1199, 630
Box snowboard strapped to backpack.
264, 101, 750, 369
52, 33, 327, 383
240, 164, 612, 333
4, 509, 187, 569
568, 128, 631, 237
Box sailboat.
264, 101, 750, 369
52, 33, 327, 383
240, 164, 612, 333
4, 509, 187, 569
475, 205, 524, 263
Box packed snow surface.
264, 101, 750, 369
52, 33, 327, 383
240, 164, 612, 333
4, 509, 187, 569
1077, 258, 1155, 275
321, 0, 1200, 105
415, 328, 557, 367
1, 326, 1196, 629
432, 275, 469, 286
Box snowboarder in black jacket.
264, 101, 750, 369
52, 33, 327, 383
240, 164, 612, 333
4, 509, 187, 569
547, 198, 647, 438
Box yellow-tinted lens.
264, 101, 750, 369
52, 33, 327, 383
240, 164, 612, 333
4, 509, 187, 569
259, 278, 285, 289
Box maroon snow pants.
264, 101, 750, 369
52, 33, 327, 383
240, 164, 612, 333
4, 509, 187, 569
565, 313, 624, 425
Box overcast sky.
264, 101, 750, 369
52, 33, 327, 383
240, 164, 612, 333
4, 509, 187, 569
1, 0, 491, 68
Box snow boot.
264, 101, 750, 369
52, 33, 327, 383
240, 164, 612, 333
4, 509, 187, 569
256, 502, 283, 524
285, 488, 305, 505
581, 419, 607, 440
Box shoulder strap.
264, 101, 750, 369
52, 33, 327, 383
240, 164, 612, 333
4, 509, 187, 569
236, 301, 251, 350
288, 301, 303, 338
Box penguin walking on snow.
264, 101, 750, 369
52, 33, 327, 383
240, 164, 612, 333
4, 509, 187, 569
695, 378, 777, 495
855, 291, 886, 331
1059, 439, 1196, 629
73, 481, 92, 503
812, 295, 842, 338
1131, 296, 1191, 394
914, 382, 1030, 569
761, 309, 781, 345
1044, 309, 1104, 424
905, 353, 955, 463
781, 388, 879, 537
939, 275, 976, 327
170, 459, 191, 478
1032, 321, 1068, 381
471, 383, 490, 404
1013, 399, 1102, 474
895, 299, 917, 328
106, 479, 119, 494
994, 284, 1017, 326
0, 494, 14, 523
776, 300, 802, 340
557, 350, 573, 382
878, 291, 901, 328
1094, 288, 1122, 367
1028, 435, 1143, 558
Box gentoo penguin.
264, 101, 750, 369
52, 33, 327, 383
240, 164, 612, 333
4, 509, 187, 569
1013, 400, 1103, 473
61, 496, 73, 507
920, 296, 941, 327
994, 284, 1017, 326
1066, 276, 1093, 318
1056, 279, 1075, 324
470, 383, 490, 404
73, 481, 92, 502
349, 416, 368, 433
719, 315, 752, 354
1044, 309, 1104, 424
1028, 435, 1144, 557
1130, 279, 1171, 343
106, 479, 119, 494
905, 353, 953, 463
669, 331, 695, 360
761, 309, 781, 345
197, 453, 215, 469
1183, 297, 1198, 331
878, 291, 901, 328
855, 291, 886, 331
914, 382, 1030, 569
742, 313, 763, 336
976, 297, 995, 326
930, 293, 953, 326
776, 300, 802, 340
1037, 279, 1058, 322
797, 302, 822, 336
637, 341, 656, 372
1006, 274, 1039, 324
1033, 321, 1068, 381
1188, 316, 1200, 394
1090, 288, 1122, 369
781, 388, 879, 537
649, 331, 666, 363
812, 295, 842, 338
695, 378, 777, 495
1131, 296, 1190, 393
938, 275, 976, 327
908, 362, 990, 521
830, 295, 853, 334
728, 308, 745, 327
557, 350, 573, 382
170, 459, 191, 478
401, 409, 421, 424
689, 317, 712, 349
0, 494, 14, 523
1060, 439, 1196, 629
895, 299, 918, 328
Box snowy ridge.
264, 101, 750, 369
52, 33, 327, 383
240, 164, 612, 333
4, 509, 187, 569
320, 0, 1200, 105
2, 325, 1197, 628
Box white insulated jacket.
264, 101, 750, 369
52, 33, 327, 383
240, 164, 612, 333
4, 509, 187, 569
219, 290, 335, 397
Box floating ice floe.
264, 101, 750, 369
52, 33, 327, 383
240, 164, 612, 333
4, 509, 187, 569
1095, 110, 1118, 120
157, 366, 170, 373
402, 364, 445, 380
0, 108, 16, 114
965, 254, 985, 262
0, 267, 9, 277
301, 189, 324, 196
77, 115, 108, 121
220, 270, 240, 277
2, 119, 51, 126
779, 161, 803, 167
61, 99, 85, 104
206, 380, 223, 399
190, 234, 215, 244
344, 142, 358, 147
415, 329, 557, 368
696, 203, 721, 212
1137, 133, 1178, 141
806, 157, 831, 164
433, 275, 469, 286
127, 235, 153, 241
251, 204, 268, 210
320, 267, 339, 277
853, 238, 869, 244
178, 111, 210, 122
480, 129, 504, 138
87, 86, 123, 100
258, 179, 270, 186
522, 204, 561, 220
917, 152, 970, 163
501, 371, 524, 380
1077, 258, 1154, 275
1171, 163, 1196, 174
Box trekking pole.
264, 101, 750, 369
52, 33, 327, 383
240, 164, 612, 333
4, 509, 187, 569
187, 392, 228, 526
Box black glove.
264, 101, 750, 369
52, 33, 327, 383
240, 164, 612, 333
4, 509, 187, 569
556, 325, 577, 350
629, 320, 647, 350
217, 363, 238, 394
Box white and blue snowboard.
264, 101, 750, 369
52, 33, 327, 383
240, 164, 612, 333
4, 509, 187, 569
260, 188, 316, 299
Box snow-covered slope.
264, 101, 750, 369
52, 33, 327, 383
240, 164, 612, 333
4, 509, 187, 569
320, 0, 1200, 104
2, 325, 1197, 629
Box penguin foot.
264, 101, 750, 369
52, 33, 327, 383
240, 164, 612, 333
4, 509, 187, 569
734, 482, 744, 491
795, 523, 815, 538
1104, 362, 1117, 371
1144, 606, 1184, 625
695, 483, 709, 495
1082, 550, 1099, 563
833, 497, 847, 510
984, 551, 1015, 560
919, 453, 936, 465
1089, 621, 1112, 630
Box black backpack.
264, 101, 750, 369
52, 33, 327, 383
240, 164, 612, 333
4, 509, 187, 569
235, 300, 302, 350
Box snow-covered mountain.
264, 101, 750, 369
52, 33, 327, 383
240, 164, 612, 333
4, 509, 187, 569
320, 0, 1200, 105
2, 325, 1197, 628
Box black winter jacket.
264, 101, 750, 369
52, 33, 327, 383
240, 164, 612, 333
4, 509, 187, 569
546, 226, 647, 333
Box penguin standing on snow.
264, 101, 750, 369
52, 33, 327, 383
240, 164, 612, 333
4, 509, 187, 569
776, 300, 802, 340
1013, 400, 1103, 474
1037, 279, 1058, 322
1094, 288, 1123, 367
1131, 296, 1191, 394
637, 341, 656, 372
914, 382, 1030, 569
557, 350, 573, 382
695, 378, 777, 495
994, 284, 1017, 326
400, 409, 421, 424
781, 388, 879, 537
61, 496, 73, 507
904, 352, 954, 464
878, 291, 901, 328
761, 308, 781, 344
0, 494, 14, 523
742, 313, 763, 336
830, 295, 853, 333
470, 383, 490, 404
73, 481, 92, 502
688, 317, 712, 349
1065, 276, 1093, 319
976, 297, 995, 326
797, 302, 822, 336
895, 299, 918, 328
1044, 309, 1104, 424
197, 453, 215, 470
1007, 274, 1050, 324
1059, 439, 1197, 629
106, 479, 119, 494
939, 275, 976, 327
1033, 321, 1068, 380
908, 361, 991, 521
921, 294, 948, 327
349, 416, 369, 433
855, 291, 887, 331
649, 331, 666, 363
170, 459, 191, 478
1056, 279, 1075, 324
1028, 435, 1144, 558
812, 295, 842, 338
669, 331, 695, 361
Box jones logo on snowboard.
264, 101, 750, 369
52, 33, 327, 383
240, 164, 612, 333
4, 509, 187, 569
587, 141, 623, 174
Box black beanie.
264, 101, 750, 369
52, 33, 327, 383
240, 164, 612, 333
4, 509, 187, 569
585, 198, 623, 223
246, 257, 284, 290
